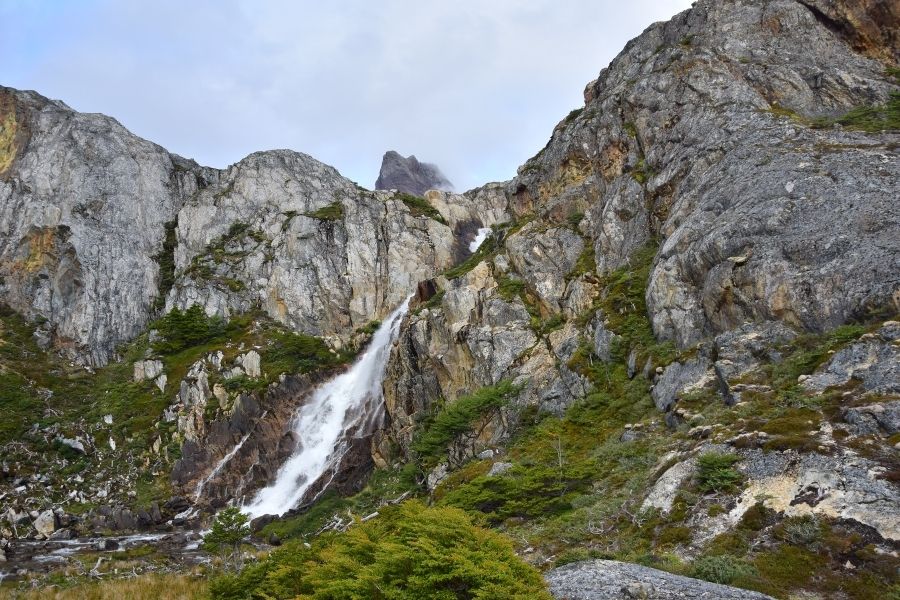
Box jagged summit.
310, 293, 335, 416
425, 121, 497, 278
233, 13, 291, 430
374, 150, 453, 195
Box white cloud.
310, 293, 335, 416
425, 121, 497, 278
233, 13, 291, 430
1, 0, 693, 189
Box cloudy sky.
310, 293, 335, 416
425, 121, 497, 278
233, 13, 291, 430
2, 0, 692, 190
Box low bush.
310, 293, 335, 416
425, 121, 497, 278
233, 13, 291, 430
696, 452, 742, 493
210, 500, 551, 599
153, 304, 225, 354
692, 554, 756, 585
412, 381, 518, 467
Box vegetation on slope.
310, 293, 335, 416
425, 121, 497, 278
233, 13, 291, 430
0, 303, 350, 512
396, 192, 448, 225
210, 501, 551, 599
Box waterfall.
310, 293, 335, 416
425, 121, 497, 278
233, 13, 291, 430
242, 297, 411, 518
469, 227, 492, 252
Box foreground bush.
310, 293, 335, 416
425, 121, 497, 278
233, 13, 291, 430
210, 500, 551, 599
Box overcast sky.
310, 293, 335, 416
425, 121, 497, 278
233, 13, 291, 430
2, 0, 692, 190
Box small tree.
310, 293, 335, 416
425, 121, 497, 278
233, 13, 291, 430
203, 507, 250, 570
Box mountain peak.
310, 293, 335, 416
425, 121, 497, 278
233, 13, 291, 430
374, 150, 453, 196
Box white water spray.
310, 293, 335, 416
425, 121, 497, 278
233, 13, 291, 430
242, 297, 411, 518
469, 227, 492, 252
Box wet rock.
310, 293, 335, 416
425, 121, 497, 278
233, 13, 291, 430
163, 497, 191, 515
546, 559, 774, 599
48, 528, 73, 540
95, 539, 119, 551
250, 514, 277, 533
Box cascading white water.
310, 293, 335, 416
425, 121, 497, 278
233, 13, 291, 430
242, 297, 411, 518
469, 227, 492, 252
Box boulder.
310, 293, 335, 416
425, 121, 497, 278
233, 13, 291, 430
133, 359, 164, 382
240, 350, 262, 379
546, 559, 774, 599
651, 356, 713, 412
32, 510, 56, 538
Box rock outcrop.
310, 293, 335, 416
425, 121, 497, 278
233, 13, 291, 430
378, 0, 899, 467
0, 90, 460, 365
374, 150, 453, 195
545, 559, 774, 599
510, 0, 898, 349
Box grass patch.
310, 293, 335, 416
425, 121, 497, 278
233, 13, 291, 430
397, 193, 447, 225
813, 92, 900, 132
569, 244, 596, 279
11, 574, 208, 599
497, 275, 526, 302
305, 201, 344, 221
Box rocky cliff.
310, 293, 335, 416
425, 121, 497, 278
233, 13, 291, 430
1, 0, 899, 596
0, 92, 472, 366
374, 150, 453, 195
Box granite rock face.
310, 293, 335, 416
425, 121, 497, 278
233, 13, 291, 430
376, 0, 899, 523
167, 150, 456, 343
0, 90, 460, 365
508, 0, 899, 349
0, 86, 194, 365
545, 559, 774, 599
374, 150, 453, 196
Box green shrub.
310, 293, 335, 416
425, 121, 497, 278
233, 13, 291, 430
266, 330, 344, 376
412, 381, 518, 467
657, 525, 692, 546
355, 319, 381, 335
440, 462, 595, 524
497, 276, 526, 301
153, 304, 225, 354
812, 91, 900, 132
775, 515, 822, 548
209, 500, 551, 599
696, 452, 742, 493
692, 554, 756, 585
569, 245, 596, 278
203, 507, 250, 570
